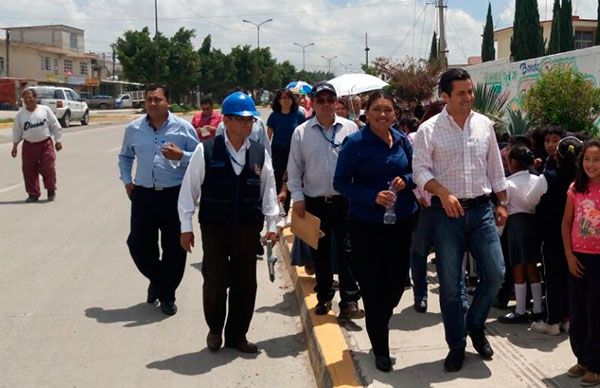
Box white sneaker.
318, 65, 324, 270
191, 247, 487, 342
530, 320, 560, 335
560, 321, 570, 333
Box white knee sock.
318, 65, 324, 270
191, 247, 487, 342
531, 282, 543, 314
515, 283, 527, 315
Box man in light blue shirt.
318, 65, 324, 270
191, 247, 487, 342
118, 84, 199, 316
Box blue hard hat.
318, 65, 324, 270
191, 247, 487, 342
221, 92, 260, 117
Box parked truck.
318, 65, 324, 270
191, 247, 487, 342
0, 78, 36, 110
115, 91, 145, 108
80, 93, 117, 109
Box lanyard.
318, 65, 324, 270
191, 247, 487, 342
226, 147, 245, 168
319, 124, 341, 148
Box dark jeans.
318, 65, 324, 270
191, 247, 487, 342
304, 196, 360, 307
496, 231, 514, 305
410, 207, 434, 302
126, 185, 186, 303
271, 143, 291, 213
570, 253, 600, 373
430, 201, 505, 350
350, 215, 415, 357
200, 224, 261, 343
542, 239, 569, 324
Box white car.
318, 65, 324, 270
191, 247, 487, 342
24, 86, 89, 128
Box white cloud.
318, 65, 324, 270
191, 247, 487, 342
1, 0, 491, 73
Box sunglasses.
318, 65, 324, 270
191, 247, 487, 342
315, 96, 336, 104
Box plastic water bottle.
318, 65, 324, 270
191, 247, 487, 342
383, 183, 397, 225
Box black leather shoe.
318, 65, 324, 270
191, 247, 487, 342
339, 302, 364, 319
146, 283, 159, 304
161, 301, 177, 316
314, 301, 332, 315
498, 311, 529, 324
47, 190, 56, 201
414, 299, 427, 313
375, 356, 392, 372
468, 330, 494, 359
25, 196, 39, 203
444, 349, 465, 372
225, 339, 259, 354
206, 331, 222, 351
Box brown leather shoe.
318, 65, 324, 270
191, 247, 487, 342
339, 301, 364, 319
314, 301, 332, 315
225, 339, 258, 354
206, 331, 222, 351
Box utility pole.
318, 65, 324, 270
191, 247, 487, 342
437, 0, 448, 70
293, 42, 314, 71
321, 55, 337, 73
154, 0, 158, 36
5, 28, 9, 77
111, 45, 116, 80
243, 18, 273, 49
364, 33, 370, 68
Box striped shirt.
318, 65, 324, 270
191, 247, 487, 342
413, 106, 507, 199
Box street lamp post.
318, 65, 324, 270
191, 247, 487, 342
242, 18, 273, 49
340, 63, 352, 73
321, 55, 338, 73
293, 42, 314, 71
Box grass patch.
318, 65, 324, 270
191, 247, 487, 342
0, 118, 14, 124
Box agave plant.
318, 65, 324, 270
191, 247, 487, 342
473, 83, 509, 132
505, 109, 531, 136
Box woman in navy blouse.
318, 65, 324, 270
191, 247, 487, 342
334, 92, 418, 372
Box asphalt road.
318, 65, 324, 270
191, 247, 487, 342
0, 121, 314, 387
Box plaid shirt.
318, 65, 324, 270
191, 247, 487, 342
413, 107, 507, 199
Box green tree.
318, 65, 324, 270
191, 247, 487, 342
115, 27, 164, 84
524, 66, 600, 133
167, 28, 200, 102
428, 31, 438, 64
197, 35, 236, 100
547, 0, 561, 55
481, 3, 495, 62
560, 0, 575, 52
510, 0, 545, 61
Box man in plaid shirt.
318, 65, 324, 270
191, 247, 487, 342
413, 68, 508, 373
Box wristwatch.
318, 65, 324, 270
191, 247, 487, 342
498, 200, 509, 207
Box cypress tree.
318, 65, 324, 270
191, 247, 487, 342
428, 31, 438, 64
547, 0, 561, 54
596, 0, 600, 45
560, 0, 575, 51
481, 3, 496, 62
511, 0, 545, 61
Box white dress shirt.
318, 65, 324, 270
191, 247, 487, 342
506, 170, 541, 215
287, 115, 358, 201
413, 106, 507, 199
178, 131, 279, 233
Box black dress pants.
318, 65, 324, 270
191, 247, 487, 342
541, 239, 569, 324
200, 224, 261, 343
271, 144, 291, 213
305, 196, 360, 307
126, 185, 187, 303
350, 216, 415, 357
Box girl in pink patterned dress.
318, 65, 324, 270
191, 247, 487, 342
562, 139, 600, 387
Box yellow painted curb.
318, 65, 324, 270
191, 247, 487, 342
278, 228, 362, 388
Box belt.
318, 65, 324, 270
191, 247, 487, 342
134, 185, 180, 192
306, 195, 344, 204
432, 195, 490, 209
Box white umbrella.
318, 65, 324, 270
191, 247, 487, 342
328, 73, 389, 97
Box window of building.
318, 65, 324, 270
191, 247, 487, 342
40, 56, 51, 71
53, 58, 59, 74
79, 62, 88, 75
575, 30, 594, 50
64, 60, 73, 75
70, 33, 78, 49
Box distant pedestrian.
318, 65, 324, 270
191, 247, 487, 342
562, 139, 600, 387
118, 84, 199, 316
413, 68, 506, 372
11, 88, 62, 202
178, 91, 279, 354
191, 97, 222, 141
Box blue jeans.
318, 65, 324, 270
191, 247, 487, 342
431, 201, 505, 350
410, 207, 434, 302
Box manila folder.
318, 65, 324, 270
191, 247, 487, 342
291, 210, 321, 249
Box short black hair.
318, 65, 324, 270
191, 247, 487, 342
544, 125, 565, 139
145, 84, 169, 101
439, 68, 471, 96
200, 97, 213, 106
508, 145, 535, 170
508, 135, 531, 149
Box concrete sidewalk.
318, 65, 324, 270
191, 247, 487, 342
279, 227, 578, 387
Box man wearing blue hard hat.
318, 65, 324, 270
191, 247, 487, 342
178, 91, 279, 354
